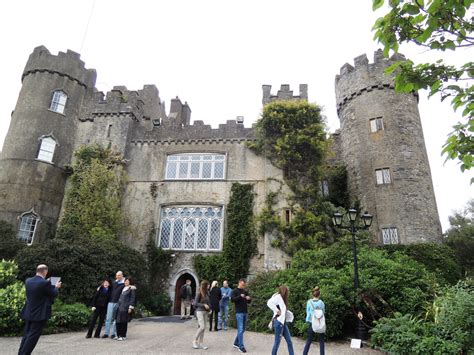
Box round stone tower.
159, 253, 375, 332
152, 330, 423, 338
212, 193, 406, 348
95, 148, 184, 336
335, 50, 442, 244
0, 46, 96, 243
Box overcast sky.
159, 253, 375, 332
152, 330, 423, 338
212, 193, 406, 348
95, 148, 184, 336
1, 1, 472, 231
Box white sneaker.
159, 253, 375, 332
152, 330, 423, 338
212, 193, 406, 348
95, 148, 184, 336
113, 336, 119, 340
117, 337, 124, 341
199, 345, 209, 350
192, 342, 199, 349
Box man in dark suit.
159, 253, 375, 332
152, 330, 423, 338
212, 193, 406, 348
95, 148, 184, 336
18, 264, 61, 355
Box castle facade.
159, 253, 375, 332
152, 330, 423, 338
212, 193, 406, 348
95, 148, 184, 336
0, 46, 442, 312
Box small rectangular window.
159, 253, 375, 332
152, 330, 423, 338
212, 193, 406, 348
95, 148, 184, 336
375, 168, 391, 185
285, 261, 292, 270
370, 117, 384, 132
37, 137, 56, 163
106, 124, 112, 138
382, 227, 399, 245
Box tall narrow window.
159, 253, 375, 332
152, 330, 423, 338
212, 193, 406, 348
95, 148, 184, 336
381, 227, 399, 245
284, 209, 292, 226
321, 180, 329, 197
18, 212, 39, 245
375, 168, 391, 185
369, 117, 384, 132
37, 136, 57, 163
106, 124, 112, 138
49, 90, 67, 114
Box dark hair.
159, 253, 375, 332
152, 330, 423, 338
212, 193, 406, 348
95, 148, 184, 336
312, 286, 321, 298
200, 280, 210, 300
278, 285, 289, 307
125, 277, 135, 285
239, 278, 246, 283
101, 279, 110, 287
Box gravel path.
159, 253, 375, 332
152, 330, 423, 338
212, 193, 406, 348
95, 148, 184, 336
0, 316, 384, 354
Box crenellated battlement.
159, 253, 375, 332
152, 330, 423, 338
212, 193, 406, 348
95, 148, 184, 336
335, 49, 409, 114
22, 46, 97, 88
262, 84, 308, 105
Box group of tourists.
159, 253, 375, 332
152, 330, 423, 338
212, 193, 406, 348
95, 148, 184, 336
191, 278, 251, 353
188, 278, 326, 354
85, 270, 136, 341
18, 264, 325, 354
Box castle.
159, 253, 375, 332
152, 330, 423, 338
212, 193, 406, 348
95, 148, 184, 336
0, 46, 442, 313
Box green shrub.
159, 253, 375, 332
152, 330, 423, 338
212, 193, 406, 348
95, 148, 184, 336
246, 240, 436, 339
371, 279, 474, 354
382, 243, 462, 285
45, 300, 91, 334
0, 220, 24, 260
15, 238, 147, 304
0, 281, 26, 335
141, 292, 172, 316
0, 259, 19, 289
370, 313, 462, 354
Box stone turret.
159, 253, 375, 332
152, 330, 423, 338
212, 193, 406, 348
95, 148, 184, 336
0, 46, 97, 242
262, 84, 308, 105
335, 50, 442, 244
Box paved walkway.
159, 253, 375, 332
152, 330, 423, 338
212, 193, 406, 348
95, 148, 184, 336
0, 316, 384, 354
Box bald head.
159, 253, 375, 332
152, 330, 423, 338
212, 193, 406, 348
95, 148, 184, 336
36, 264, 48, 277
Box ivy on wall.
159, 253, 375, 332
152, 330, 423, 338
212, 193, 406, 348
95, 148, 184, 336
194, 183, 256, 285
250, 100, 349, 255
57, 144, 128, 241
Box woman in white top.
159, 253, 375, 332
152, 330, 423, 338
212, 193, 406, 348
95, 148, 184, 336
267, 285, 294, 355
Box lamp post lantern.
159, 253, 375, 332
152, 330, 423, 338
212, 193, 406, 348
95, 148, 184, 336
332, 208, 373, 340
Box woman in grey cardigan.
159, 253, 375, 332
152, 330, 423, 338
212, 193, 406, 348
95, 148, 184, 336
114, 278, 136, 341
193, 280, 210, 350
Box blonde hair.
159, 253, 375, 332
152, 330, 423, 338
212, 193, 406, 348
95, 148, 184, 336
211, 280, 218, 288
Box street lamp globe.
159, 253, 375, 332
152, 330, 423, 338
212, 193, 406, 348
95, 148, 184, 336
361, 211, 373, 228
348, 208, 358, 222
332, 212, 343, 227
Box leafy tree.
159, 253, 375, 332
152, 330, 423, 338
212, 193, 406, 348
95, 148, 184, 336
445, 199, 474, 276
372, 0, 474, 176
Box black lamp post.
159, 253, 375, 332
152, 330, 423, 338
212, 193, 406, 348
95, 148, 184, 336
332, 209, 373, 340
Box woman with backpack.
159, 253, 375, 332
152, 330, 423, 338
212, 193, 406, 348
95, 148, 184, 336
266, 285, 294, 355
303, 286, 325, 355
192, 280, 210, 350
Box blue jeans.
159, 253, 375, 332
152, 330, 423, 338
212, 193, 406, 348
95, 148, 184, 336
104, 302, 117, 336
233, 312, 247, 350
218, 302, 229, 329
272, 319, 294, 355
303, 322, 325, 355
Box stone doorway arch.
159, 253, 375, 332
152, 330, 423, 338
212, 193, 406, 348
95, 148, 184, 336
169, 269, 198, 315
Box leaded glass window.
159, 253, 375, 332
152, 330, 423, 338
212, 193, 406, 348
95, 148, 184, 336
157, 206, 224, 251
165, 154, 226, 180
37, 136, 56, 163
49, 90, 67, 114
382, 227, 399, 245
18, 212, 39, 245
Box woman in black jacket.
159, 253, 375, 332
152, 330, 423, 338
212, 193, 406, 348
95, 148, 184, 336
86, 279, 111, 338
208, 280, 222, 331
114, 278, 136, 341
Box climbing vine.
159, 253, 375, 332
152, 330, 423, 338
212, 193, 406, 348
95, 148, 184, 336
194, 183, 256, 285
57, 144, 128, 241
250, 100, 349, 254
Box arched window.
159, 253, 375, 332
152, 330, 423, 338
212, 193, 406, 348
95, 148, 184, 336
18, 211, 40, 245
49, 90, 67, 114
37, 136, 57, 163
